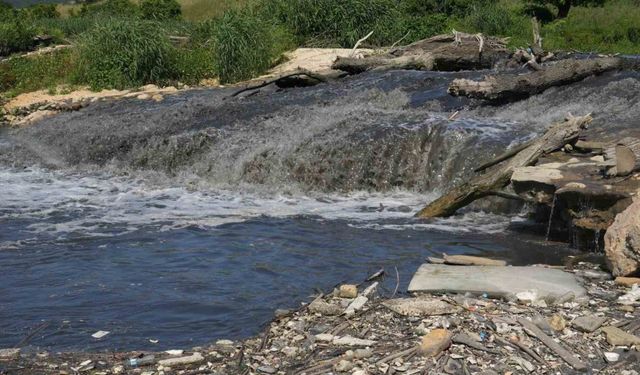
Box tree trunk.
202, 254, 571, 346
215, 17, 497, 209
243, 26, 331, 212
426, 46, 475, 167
415, 114, 592, 218
448, 57, 622, 102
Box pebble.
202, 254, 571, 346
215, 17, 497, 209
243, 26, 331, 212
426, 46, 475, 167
615, 277, 640, 287
572, 315, 607, 333
334, 359, 354, 372
419, 329, 452, 357
332, 335, 376, 347
601, 326, 640, 346
548, 314, 566, 331
353, 348, 373, 359
257, 365, 277, 374
309, 300, 342, 316
338, 284, 358, 298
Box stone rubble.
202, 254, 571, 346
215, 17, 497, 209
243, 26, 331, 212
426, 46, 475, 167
1, 261, 639, 374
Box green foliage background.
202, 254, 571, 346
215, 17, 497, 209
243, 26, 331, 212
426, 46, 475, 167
0, 0, 639, 97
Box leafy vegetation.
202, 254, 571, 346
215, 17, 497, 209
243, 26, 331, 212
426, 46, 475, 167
0, 0, 638, 98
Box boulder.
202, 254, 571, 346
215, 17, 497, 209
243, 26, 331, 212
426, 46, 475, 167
604, 197, 640, 276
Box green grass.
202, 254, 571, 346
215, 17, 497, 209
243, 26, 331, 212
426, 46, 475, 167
74, 18, 176, 89
1, 0, 640, 99
541, 0, 640, 53
0, 49, 76, 96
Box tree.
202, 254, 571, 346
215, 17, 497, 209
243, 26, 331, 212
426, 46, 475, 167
530, 0, 605, 19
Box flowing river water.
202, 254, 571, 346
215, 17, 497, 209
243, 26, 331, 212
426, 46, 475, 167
1, 68, 640, 351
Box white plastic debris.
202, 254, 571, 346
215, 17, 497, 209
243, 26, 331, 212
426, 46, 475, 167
618, 284, 640, 305
604, 352, 620, 362
344, 296, 368, 316
165, 349, 184, 356
91, 331, 110, 339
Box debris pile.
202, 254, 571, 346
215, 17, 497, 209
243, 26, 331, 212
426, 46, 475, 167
2, 260, 639, 374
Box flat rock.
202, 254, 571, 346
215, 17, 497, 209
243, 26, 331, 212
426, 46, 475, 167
383, 297, 461, 316
408, 265, 586, 299
601, 326, 640, 346
157, 352, 204, 366
573, 315, 607, 333
309, 300, 342, 316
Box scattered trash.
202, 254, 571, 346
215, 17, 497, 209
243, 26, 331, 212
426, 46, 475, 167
148, 339, 159, 344
91, 330, 110, 339
126, 354, 155, 368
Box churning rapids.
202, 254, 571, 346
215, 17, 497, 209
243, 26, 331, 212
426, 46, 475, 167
1, 68, 640, 351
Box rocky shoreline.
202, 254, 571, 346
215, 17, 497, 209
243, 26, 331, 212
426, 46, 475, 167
1, 259, 639, 375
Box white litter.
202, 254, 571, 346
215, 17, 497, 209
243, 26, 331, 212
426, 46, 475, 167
91, 331, 110, 339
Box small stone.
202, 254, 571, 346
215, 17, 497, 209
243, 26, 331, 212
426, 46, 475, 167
157, 353, 204, 366
315, 333, 334, 342
573, 315, 607, 333
274, 308, 291, 318
615, 277, 640, 287
353, 348, 373, 359
419, 329, 452, 357
137, 93, 151, 100
601, 326, 640, 346
515, 290, 539, 304
112, 365, 124, 374
620, 305, 635, 313
339, 284, 358, 298
548, 314, 566, 332
333, 335, 376, 347
383, 297, 461, 316
334, 359, 354, 372
604, 352, 620, 362
0, 348, 20, 360
257, 365, 277, 374
309, 300, 342, 316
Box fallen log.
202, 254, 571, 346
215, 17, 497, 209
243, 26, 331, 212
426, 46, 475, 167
332, 32, 510, 74
448, 57, 622, 102
415, 114, 592, 218
230, 69, 342, 97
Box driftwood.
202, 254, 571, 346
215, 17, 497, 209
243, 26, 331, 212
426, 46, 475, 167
448, 57, 622, 102
230, 69, 344, 97
517, 317, 587, 371
415, 114, 592, 218
332, 32, 511, 74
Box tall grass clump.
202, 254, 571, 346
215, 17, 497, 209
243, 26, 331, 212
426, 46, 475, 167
260, 0, 405, 47
542, 0, 640, 53
79, 0, 140, 18
214, 9, 292, 83
75, 18, 174, 89
140, 0, 182, 20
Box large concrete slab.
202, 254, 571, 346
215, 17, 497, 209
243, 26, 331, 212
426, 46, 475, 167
408, 264, 586, 299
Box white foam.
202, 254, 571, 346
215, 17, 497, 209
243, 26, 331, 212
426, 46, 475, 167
0, 167, 511, 238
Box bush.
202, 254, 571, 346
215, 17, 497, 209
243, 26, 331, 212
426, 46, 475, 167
214, 9, 292, 83
140, 0, 182, 20
24, 4, 60, 20
0, 21, 36, 57
80, 0, 139, 18
261, 0, 405, 47
463, 4, 517, 36
75, 18, 174, 89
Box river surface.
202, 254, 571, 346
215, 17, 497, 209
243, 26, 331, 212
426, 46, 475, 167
1, 68, 639, 352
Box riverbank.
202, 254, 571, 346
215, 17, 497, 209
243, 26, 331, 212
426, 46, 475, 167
1, 260, 638, 374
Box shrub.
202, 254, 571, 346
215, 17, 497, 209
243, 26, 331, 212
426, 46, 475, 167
0, 21, 36, 57
79, 0, 139, 18
140, 0, 182, 20
75, 18, 174, 89
463, 4, 516, 36
261, 0, 405, 47
24, 4, 60, 20
214, 9, 292, 83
